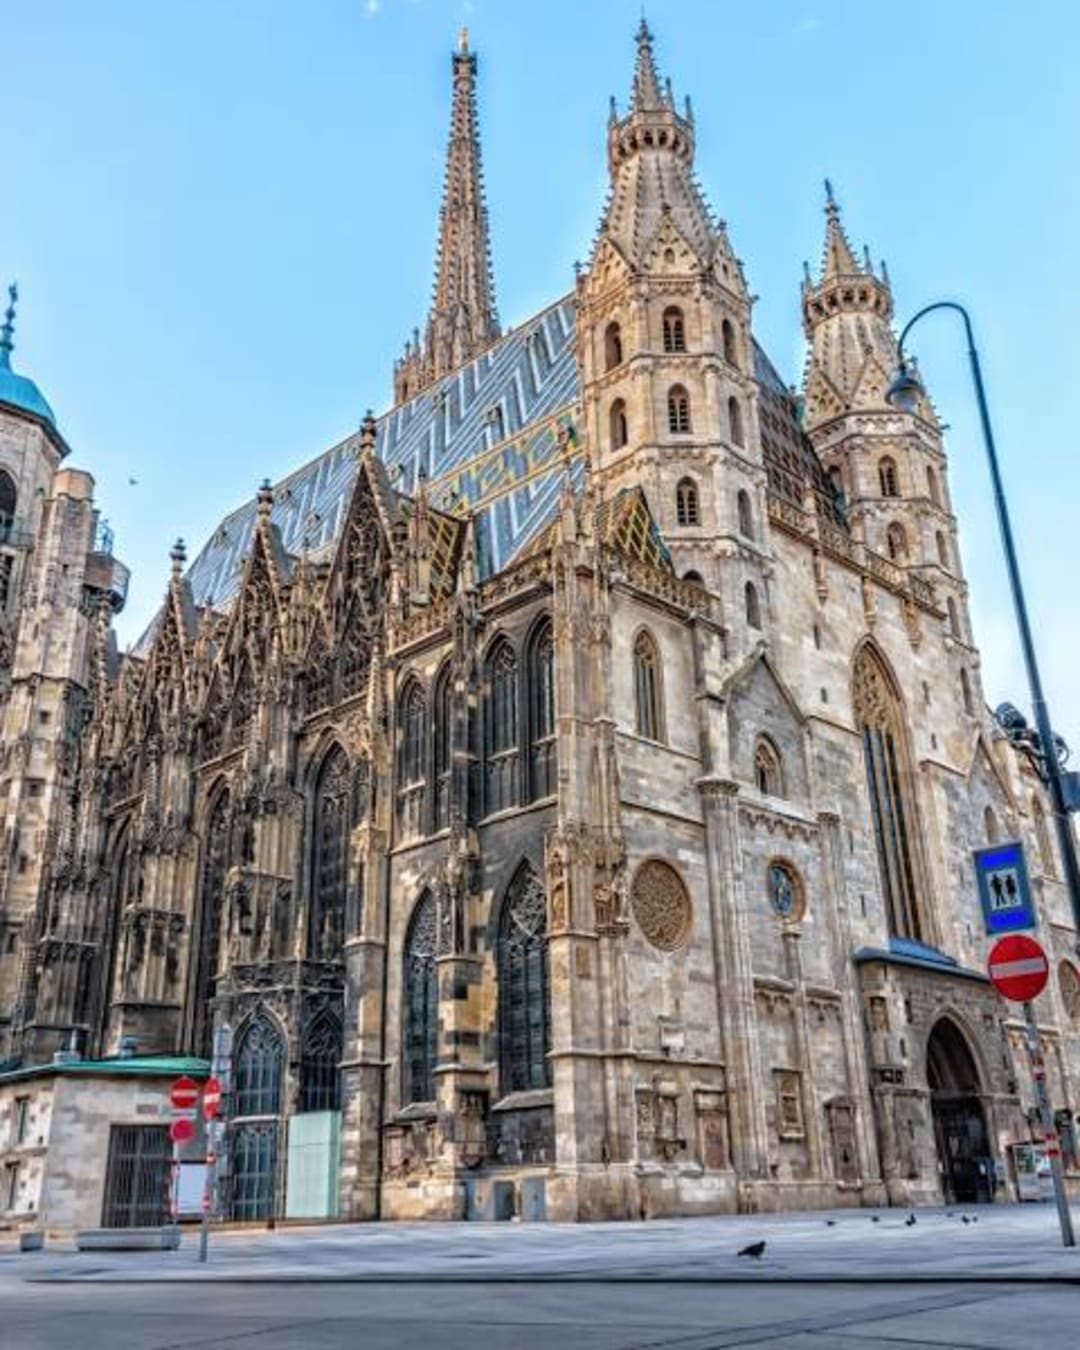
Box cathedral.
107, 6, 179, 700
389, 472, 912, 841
1, 22, 1078, 1228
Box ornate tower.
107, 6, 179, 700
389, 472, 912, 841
393, 29, 500, 404
801, 185, 979, 707
576, 21, 766, 632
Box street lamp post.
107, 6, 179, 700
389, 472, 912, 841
886, 302, 1080, 942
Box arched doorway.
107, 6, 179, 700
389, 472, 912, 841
927, 1018, 993, 1204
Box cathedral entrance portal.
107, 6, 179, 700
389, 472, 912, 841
927, 1018, 993, 1205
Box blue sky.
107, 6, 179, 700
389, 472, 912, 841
3, 0, 1078, 749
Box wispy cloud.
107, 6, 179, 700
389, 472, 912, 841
364, 0, 379, 17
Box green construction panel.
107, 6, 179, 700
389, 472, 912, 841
285, 1111, 341, 1219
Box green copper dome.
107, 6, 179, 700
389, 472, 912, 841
0, 283, 56, 428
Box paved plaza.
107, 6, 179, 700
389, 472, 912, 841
3, 1204, 1080, 1347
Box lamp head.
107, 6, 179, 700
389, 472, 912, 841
886, 360, 925, 413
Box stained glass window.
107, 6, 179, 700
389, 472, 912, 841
403, 891, 438, 1104
310, 747, 349, 962
498, 867, 551, 1094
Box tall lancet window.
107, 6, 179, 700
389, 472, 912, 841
433, 664, 453, 831
485, 638, 519, 814
633, 629, 665, 742
403, 890, 439, 1104
310, 746, 350, 962
527, 620, 556, 801
853, 644, 923, 941
193, 791, 232, 1058
498, 865, 551, 1094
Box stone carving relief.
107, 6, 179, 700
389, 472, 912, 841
630, 859, 692, 952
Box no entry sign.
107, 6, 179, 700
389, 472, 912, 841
170, 1076, 200, 1112
202, 1077, 222, 1120
988, 933, 1049, 1002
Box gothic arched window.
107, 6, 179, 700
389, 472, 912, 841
528, 621, 556, 801
754, 735, 784, 797
192, 790, 231, 1058
498, 866, 551, 1094
728, 396, 745, 448
948, 596, 963, 641
737, 489, 754, 540
403, 890, 438, 1104
927, 465, 941, 506
960, 667, 974, 716
745, 580, 762, 629
485, 638, 519, 814
1034, 796, 1056, 877
984, 805, 1000, 843
676, 477, 700, 527
879, 457, 900, 498
936, 531, 949, 568
853, 644, 923, 941
0, 469, 16, 529
722, 317, 738, 367
433, 664, 452, 831
662, 306, 686, 353
668, 385, 691, 434
886, 522, 908, 562
633, 629, 664, 742
604, 321, 623, 371
298, 1013, 342, 1113
234, 1014, 285, 1117
310, 746, 350, 962
397, 679, 427, 836
609, 398, 628, 450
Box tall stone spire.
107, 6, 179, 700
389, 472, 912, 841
394, 29, 500, 405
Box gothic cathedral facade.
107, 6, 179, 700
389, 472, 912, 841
2, 23, 1079, 1223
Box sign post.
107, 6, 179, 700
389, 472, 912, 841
988, 934, 1075, 1247
197, 1024, 233, 1265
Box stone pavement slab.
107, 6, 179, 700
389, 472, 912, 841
4, 1202, 1080, 1285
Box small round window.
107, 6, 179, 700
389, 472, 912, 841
767, 860, 804, 922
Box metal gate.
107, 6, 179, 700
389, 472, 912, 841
101, 1124, 172, 1228
230, 1122, 279, 1220
932, 1096, 992, 1204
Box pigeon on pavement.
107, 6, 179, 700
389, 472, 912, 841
905, 1213, 917, 1226
738, 1240, 767, 1258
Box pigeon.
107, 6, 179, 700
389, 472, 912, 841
870, 1215, 880, 1223
905, 1213, 917, 1226
825, 1219, 836, 1226
961, 1215, 970, 1225
972, 1216, 978, 1224
738, 1240, 767, 1258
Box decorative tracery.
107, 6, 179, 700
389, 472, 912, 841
498, 866, 551, 1094
853, 644, 923, 941
485, 639, 519, 814
192, 790, 231, 1057
403, 891, 438, 1104
309, 747, 350, 962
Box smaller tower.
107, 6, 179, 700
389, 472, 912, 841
801, 185, 979, 703
393, 29, 500, 404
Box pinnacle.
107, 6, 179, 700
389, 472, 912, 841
631, 17, 668, 113
820, 179, 862, 281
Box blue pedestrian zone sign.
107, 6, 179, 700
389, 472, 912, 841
974, 840, 1036, 935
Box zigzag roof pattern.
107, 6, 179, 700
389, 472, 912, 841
175, 296, 577, 620
140, 292, 838, 656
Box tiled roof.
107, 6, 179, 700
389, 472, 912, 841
179, 296, 578, 620
138, 294, 838, 654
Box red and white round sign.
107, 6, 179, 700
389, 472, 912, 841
170, 1075, 200, 1112
988, 933, 1049, 1003
202, 1076, 222, 1120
